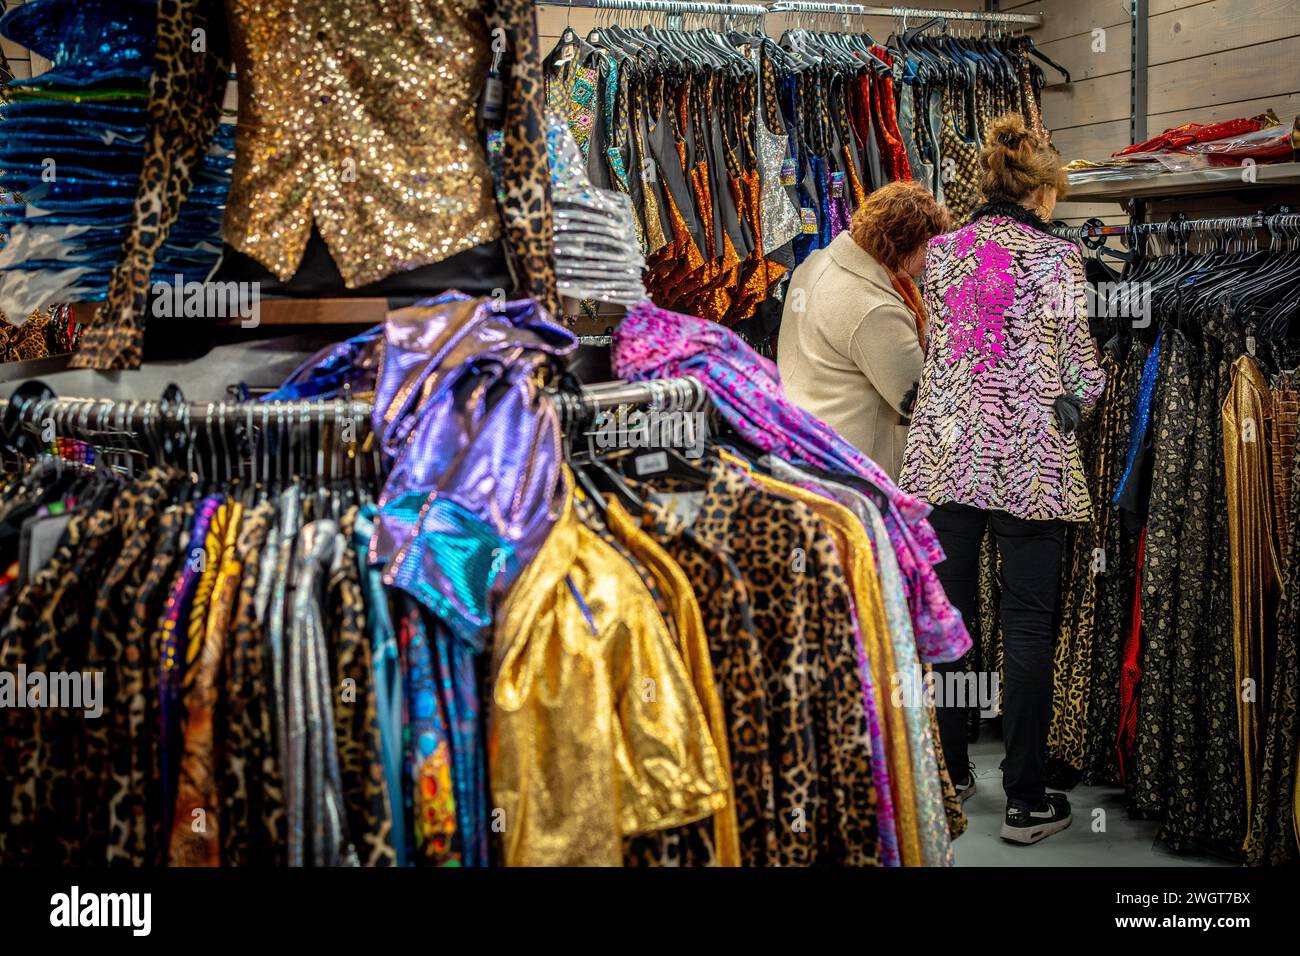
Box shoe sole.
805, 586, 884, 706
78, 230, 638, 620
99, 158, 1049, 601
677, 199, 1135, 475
999, 816, 1071, 845
958, 780, 976, 803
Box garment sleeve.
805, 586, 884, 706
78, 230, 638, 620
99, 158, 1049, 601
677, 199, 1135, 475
485, 0, 559, 318
1053, 248, 1106, 410
807, 526, 881, 866
848, 302, 926, 418
68, 0, 230, 371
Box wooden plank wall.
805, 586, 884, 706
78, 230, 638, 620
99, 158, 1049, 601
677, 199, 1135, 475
1002, 0, 1300, 226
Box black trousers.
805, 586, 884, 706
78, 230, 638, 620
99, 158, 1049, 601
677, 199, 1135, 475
927, 503, 1066, 807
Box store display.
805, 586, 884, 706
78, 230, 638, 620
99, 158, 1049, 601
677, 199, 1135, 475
0, 0, 1291, 889
1065, 111, 1299, 187
1039, 214, 1300, 864
0, 294, 974, 867
32, 0, 559, 370
545, 13, 1051, 332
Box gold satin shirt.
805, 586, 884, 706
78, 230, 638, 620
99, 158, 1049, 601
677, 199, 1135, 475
490, 484, 727, 866
224, 0, 503, 286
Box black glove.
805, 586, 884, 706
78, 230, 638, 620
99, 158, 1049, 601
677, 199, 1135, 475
901, 381, 919, 417
1054, 394, 1083, 434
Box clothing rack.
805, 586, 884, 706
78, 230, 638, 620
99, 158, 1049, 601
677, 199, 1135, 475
553, 376, 710, 430
0, 379, 712, 452
536, 0, 1043, 26
1051, 210, 1300, 243
766, 2, 1041, 26
541, 0, 770, 19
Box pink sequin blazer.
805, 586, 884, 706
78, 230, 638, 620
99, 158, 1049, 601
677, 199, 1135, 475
899, 215, 1106, 522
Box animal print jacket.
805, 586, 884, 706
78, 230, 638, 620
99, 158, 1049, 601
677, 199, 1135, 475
899, 212, 1107, 523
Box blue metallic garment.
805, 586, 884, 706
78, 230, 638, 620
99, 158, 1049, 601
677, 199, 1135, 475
0, 1, 233, 307
0, 0, 156, 90
367, 293, 575, 643
1113, 333, 1163, 505
353, 505, 408, 866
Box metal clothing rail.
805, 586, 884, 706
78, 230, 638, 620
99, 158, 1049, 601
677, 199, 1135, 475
553, 376, 709, 429
538, 0, 770, 17
767, 2, 1041, 25
1051, 211, 1300, 242
0, 379, 711, 445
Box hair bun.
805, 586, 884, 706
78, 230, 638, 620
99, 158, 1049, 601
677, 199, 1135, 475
976, 112, 1066, 205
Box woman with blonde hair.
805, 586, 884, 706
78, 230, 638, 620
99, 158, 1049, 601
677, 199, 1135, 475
899, 114, 1105, 845
778, 180, 952, 479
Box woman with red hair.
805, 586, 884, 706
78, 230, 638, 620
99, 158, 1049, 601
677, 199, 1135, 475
777, 181, 951, 479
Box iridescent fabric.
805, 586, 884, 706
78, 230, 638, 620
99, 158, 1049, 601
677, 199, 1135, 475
612, 300, 970, 666
261, 326, 385, 402
368, 293, 576, 644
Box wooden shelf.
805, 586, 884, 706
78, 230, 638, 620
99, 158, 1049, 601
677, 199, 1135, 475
1066, 161, 1300, 203
71, 297, 388, 328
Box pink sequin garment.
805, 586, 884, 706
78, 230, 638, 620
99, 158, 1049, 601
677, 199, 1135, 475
613, 300, 971, 665
900, 217, 1107, 523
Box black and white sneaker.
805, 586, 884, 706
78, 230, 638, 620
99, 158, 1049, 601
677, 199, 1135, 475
1000, 793, 1072, 844
956, 763, 977, 803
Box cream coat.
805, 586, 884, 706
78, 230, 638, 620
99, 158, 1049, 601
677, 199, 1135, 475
776, 232, 924, 479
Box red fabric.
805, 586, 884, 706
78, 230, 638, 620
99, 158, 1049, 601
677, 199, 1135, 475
869, 47, 912, 182
1116, 528, 1147, 785
852, 76, 875, 166
1113, 114, 1273, 156
1178, 118, 1299, 166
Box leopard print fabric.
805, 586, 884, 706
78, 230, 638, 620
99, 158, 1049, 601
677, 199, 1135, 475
220, 501, 286, 865
84, 473, 178, 865
0, 501, 119, 865
639, 460, 879, 866
1047, 348, 1120, 781
330, 508, 398, 868
121, 498, 196, 865
485, 0, 558, 316
70, 0, 231, 370
79, 0, 555, 368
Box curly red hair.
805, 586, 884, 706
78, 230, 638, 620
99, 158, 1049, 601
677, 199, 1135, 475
848, 181, 952, 272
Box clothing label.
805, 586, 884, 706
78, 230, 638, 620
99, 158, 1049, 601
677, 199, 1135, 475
831, 172, 845, 198
19, 512, 72, 587
801, 208, 818, 234
480, 74, 505, 125
1247, 334, 1257, 357
780, 157, 797, 186
634, 451, 668, 476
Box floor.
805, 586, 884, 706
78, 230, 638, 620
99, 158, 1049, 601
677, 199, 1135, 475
951, 738, 1233, 867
